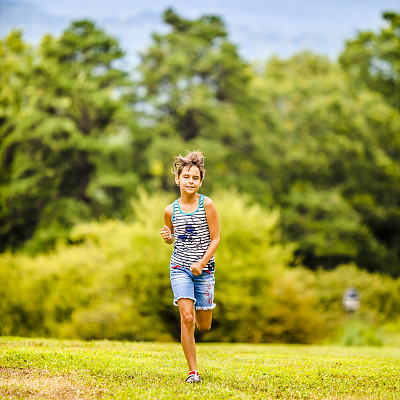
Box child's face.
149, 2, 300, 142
175, 165, 202, 195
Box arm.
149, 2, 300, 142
161, 204, 175, 244
190, 197, 220, 276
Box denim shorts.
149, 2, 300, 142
170, 264, 216, 310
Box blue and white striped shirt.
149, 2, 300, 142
170, 194, 215, 272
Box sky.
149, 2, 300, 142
1, 0, 399, 66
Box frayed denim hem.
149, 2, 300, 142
173, 296, 196, 307
195, 303, 216, 311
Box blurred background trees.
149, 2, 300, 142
256, 52, 400, 276
0, 21, 140, 253
135, 8, 257, 194
1, 9, 399, 343
2, 191, 399, 344
339, 11, 400, 111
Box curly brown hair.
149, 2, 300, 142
172, 150, 206, 180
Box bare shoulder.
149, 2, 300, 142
203, 196, 217, 211
203, 196, 214, 206
164, 203, 174, 217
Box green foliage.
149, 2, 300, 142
281, 184, 364, 265
339, 12, 400, 111
0, 191, 285, 341
136, 9, 257, 194
0, 191, 176, 341
1, 10, 400, 279
313, 264, 400, 327
0, 30, 31, 127
0, 21, 140, 253
209, 191, 324, 344
1, 192, 400, 345
255, 51, 400, 275
337, 316, 384, 347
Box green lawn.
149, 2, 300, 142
1, 337, 399, 399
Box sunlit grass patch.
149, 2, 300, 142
0, 368, 109, 399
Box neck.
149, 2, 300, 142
180, 192, 200, 204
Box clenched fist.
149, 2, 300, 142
160, 225, 174, 244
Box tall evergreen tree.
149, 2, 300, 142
339, 12, 400, 111
0, 21, 138, 252
136, 8, 258, 193
255, 52, 400, 276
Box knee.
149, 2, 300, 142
181, 312, 195, 329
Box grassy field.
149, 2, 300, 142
0, 337, 399, 399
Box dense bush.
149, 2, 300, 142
1, 192, 399, 344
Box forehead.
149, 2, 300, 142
181, 165, 201, 176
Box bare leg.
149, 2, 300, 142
177, 298, 197, 371
195, 309, 213, 333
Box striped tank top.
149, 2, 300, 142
170, 194, 215, 272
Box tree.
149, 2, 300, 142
135, 8, 258, 193
339, 12, 400, 111
0, 30, 36, 249
254, 52, 400, 276
0, 21, 139, 252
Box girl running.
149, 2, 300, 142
160, 150, 220, 383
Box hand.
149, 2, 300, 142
190, 262, 204, 276
160, 225, 172, 242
